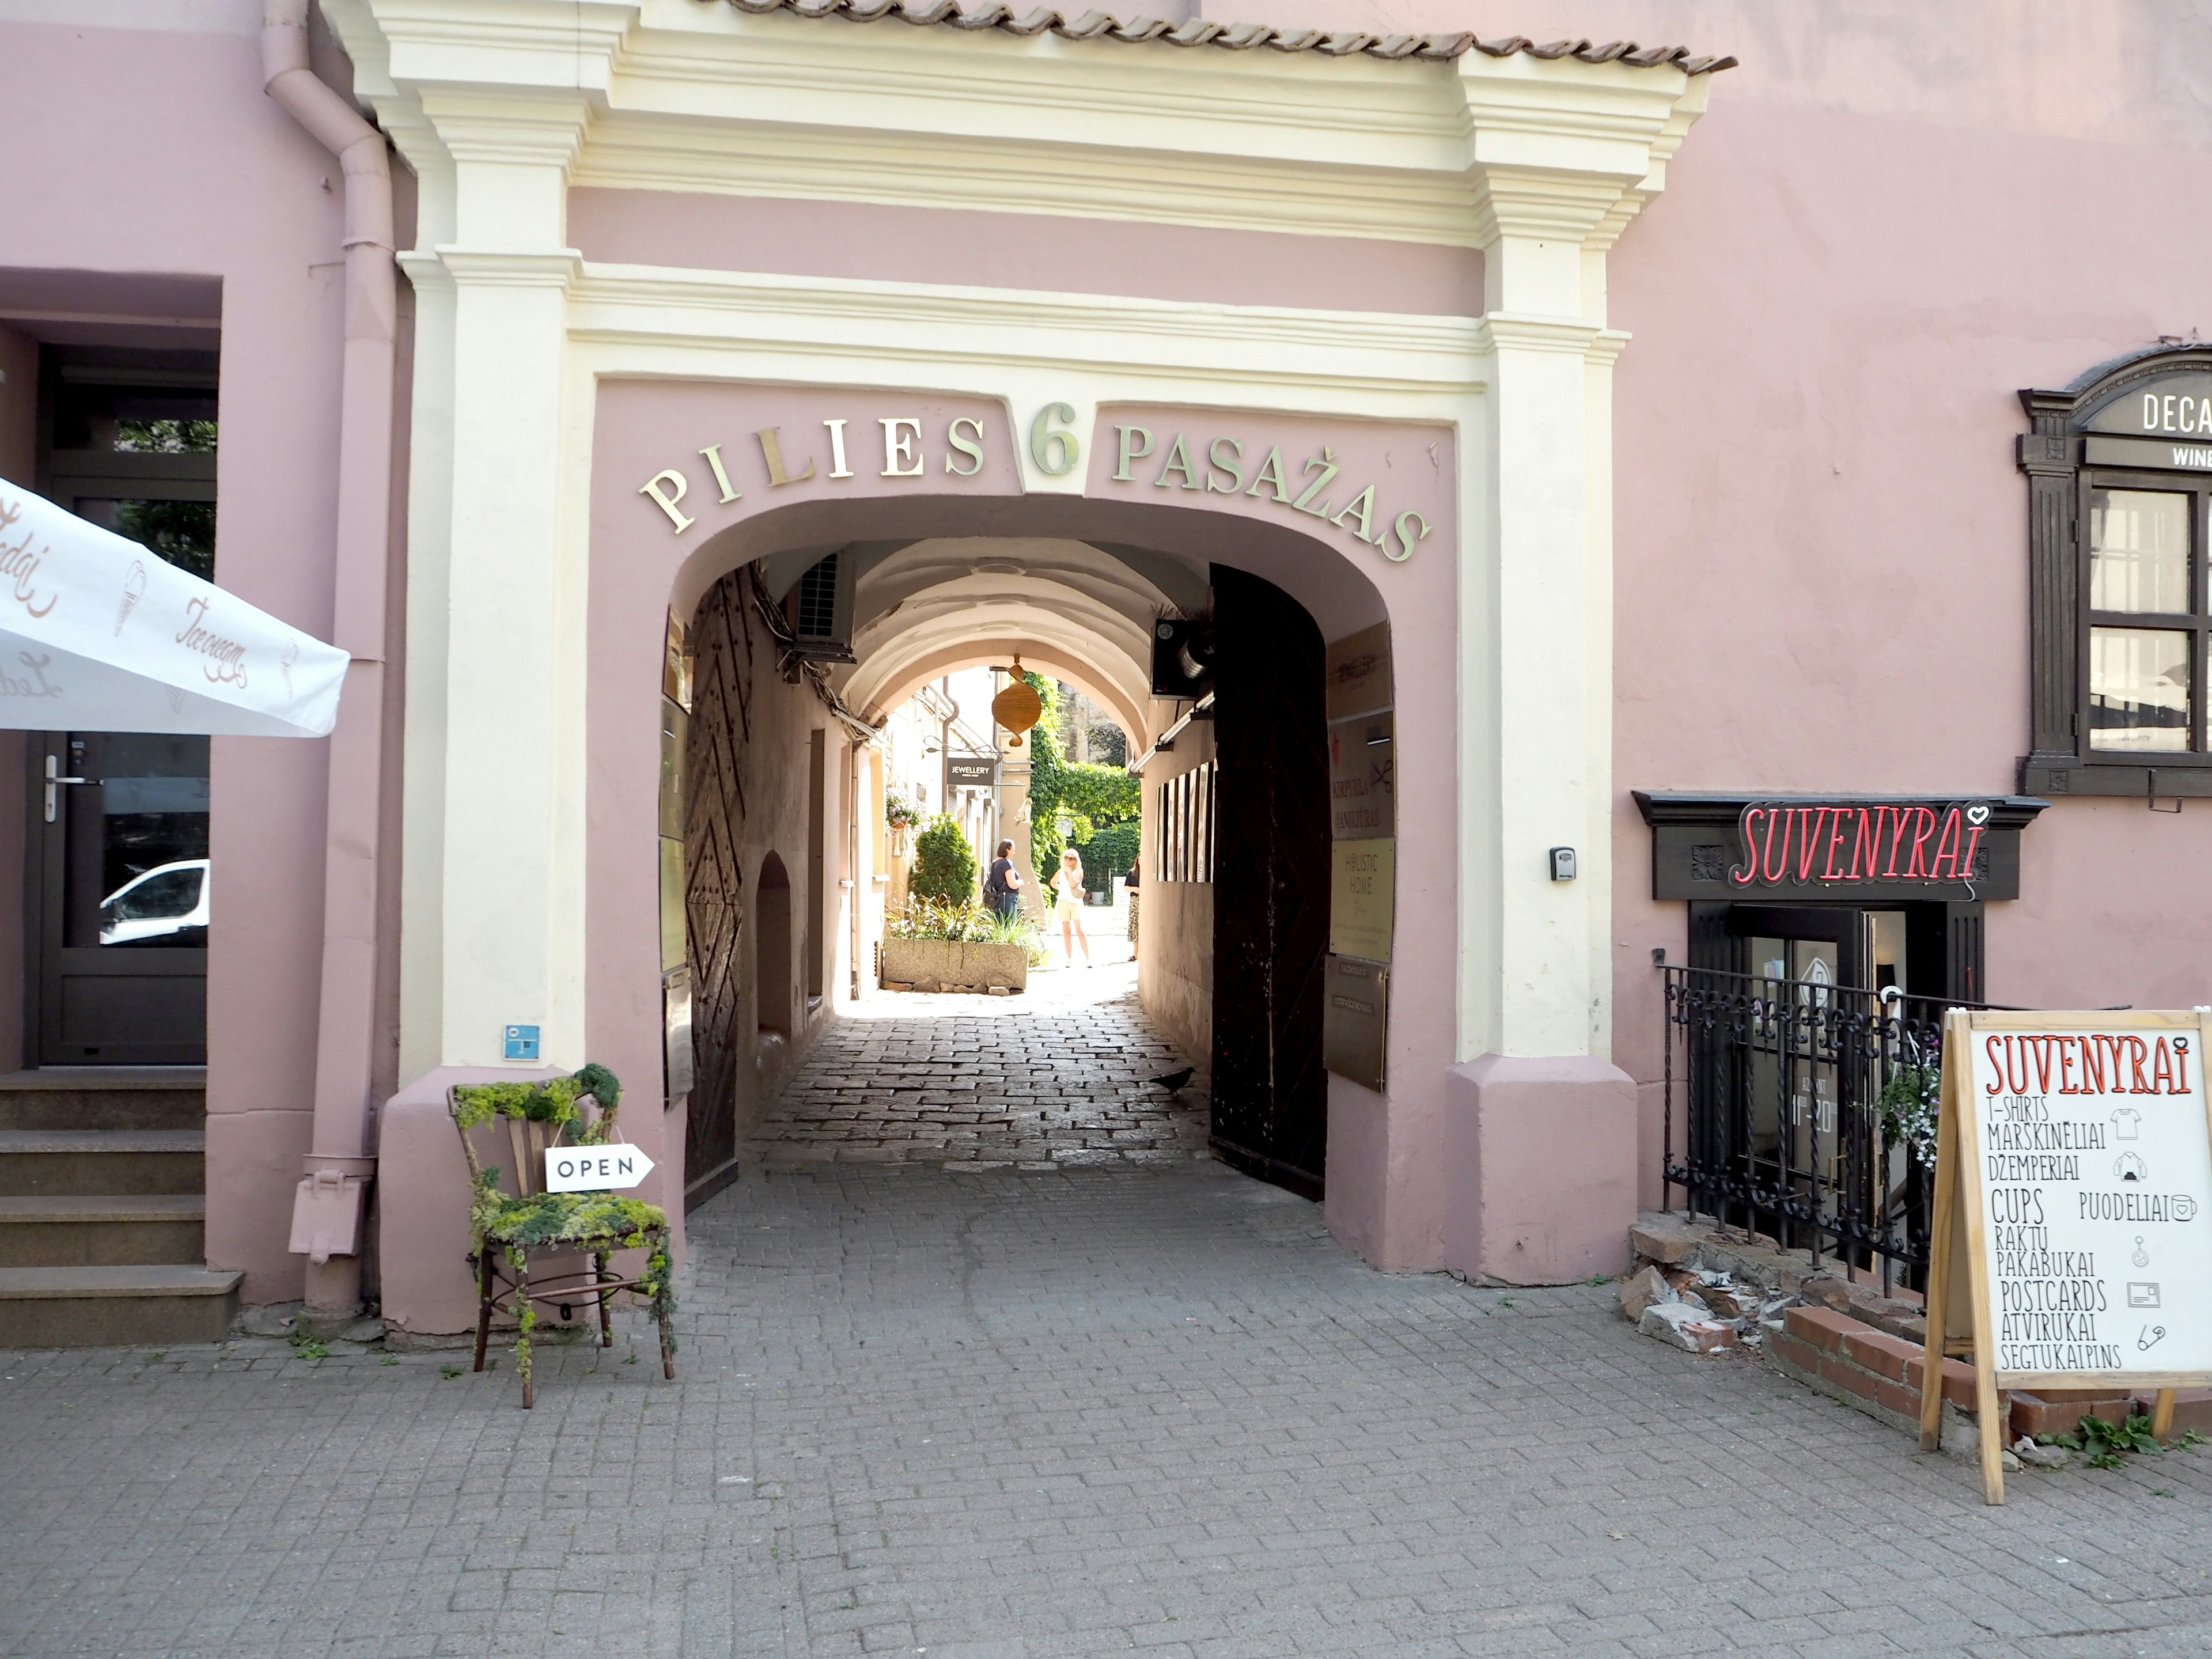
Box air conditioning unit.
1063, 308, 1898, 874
789, 551, 856, 662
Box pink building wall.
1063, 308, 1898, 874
0, 15, 375, 1298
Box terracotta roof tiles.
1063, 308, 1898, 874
703, 0, 1738, 73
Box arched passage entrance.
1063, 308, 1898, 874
595, 388, 1447, 1228
666, 518, 1372, 1199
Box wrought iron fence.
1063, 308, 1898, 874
1660, 964, 1990, 1297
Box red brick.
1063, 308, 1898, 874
2010, 1389, 2133, 1440
1783, 1304, 1864, 1354
1816, 1351, 1884, 1404
1868, 1373, 1923, 1420
1839, 1326, 1921, 1384
1767, 1331, 1824, 1376
2137, 1389, 2212, 1434
1900, 1350, 1979, 1411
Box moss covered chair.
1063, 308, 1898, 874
449, 1064, 675, 1408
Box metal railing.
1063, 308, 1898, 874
1659, 964, 1988, 1297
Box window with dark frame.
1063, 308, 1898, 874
2020, 347, 2212, 797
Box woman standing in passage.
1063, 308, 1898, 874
1050, 846, 1090, 966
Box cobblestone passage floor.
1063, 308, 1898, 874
7, 986, 2212, 1657
744, 963, 1210, 1172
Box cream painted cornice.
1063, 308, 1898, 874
331, 0, 1711, 255
568, 263, 1491, 392
438, 248, 588, 288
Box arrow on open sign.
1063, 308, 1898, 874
544, 1143, 656, 1194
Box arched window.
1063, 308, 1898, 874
755, 853, 792, 1037
2022, 346, 2212, 796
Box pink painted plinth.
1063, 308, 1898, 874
1442, 1055, 1638, 1285
377, 1065, 563, 1336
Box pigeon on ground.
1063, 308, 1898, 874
1152, 1066, 1195, 1093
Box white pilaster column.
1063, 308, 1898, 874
1440, 63, 1711, 1282
408, 93, 595, 1069
1453, 60, 1702, 1065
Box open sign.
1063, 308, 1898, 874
544, 1144, 656, 1194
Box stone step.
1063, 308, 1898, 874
0, 1264, 242, 1348
0, 1067, 205, 1132
0, 1194, 206, 1267
0, 1131, 205, 1196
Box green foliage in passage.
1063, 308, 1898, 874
887, 896, 1047, 963
1022, 672, 1141, 876
1076, 820, 1141, 891
910, 814, 980, 904
887, 896, 999, 942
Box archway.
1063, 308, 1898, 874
666, 518, 1373, 1204
581, 385, 1454, 1263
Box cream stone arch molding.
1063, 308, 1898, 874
339, 0, 1715, 1087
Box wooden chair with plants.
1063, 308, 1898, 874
448, 1063, 676, 1408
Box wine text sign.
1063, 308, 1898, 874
1920, 1009, 2212, 1503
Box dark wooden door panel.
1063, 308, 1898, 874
1209, 565, 1330, 1199
682, 570, 759, 1199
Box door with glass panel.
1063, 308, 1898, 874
28, 362, 216, 1063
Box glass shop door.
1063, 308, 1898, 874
31, 731, 210, 1063
26, 364, 217, 1064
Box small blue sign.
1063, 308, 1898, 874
503, 1024, 541, 1062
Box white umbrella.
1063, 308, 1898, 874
0, 478, 347, 737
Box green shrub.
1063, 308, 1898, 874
1077, 820, 1141, 890
910, 815, 979, 904
1022, 672, 1139, 874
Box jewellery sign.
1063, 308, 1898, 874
1922, 1009, 2212, 1504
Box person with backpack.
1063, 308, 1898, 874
983, 839, 1022, 923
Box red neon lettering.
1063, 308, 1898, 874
1928, 808, 1963, 880
1984, 1036, 2006, 1094
1760, 808, 1789, 884
1795, 808, 1827, 883
1904, 808, 1938, 878
1848, 808, 1877, 880
1731, 808, 1762, 887
2152, 1038, 2176, 1095
1880, 806, 1907, 877
2128, 1035, 2152, 1093
1821, 812, 1850, 881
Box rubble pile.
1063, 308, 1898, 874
1619, 1260, 1792, 1354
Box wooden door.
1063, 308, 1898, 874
1207, 566, 1330, 1199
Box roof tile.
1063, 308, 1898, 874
698, 0, 1737, 72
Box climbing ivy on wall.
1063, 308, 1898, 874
1022, 672, 1141, 878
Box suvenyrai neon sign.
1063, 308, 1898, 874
1729, 800, 1994, 889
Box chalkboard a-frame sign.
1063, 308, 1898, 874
1921, 1007, 2212, 1504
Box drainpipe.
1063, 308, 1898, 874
263, 0, 396, 1317
937, 678, 959, 820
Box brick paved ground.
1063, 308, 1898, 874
5, 978, 2212, 1658
744, 963, 1209, 1172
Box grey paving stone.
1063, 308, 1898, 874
6, 971, 2212, 1656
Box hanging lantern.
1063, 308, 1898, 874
991, 655, 1043, 748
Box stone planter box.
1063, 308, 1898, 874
880, 938, 1027, 994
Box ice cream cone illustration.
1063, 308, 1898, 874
116, 560, 147, 636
